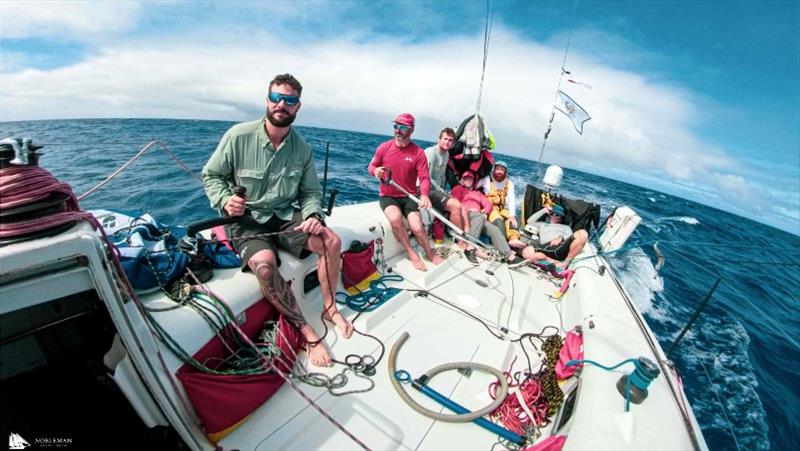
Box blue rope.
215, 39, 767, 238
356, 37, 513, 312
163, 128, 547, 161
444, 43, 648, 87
335, 274, 404, 312
566, 358, 658, 411
565, 358, 638, 371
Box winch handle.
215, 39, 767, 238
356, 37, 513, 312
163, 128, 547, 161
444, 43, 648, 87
380, 167, 393, 184
186, 186, 250, 236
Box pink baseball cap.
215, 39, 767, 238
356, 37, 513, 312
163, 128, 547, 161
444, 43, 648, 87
393, 113, 415, 127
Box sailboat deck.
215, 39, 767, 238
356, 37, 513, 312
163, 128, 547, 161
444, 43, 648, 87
215, 249, 575, 450
134, 201, 702, 450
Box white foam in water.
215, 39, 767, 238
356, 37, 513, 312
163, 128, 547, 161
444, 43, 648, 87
648, 197, 656, 203
644, 215, 701, 233
642, 223, 662, 234
664, 215, 700, 225
608, 247, 669, 322
681, 316, 770, 450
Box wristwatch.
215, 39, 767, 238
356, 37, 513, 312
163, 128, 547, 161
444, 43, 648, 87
307, 213, 327, 226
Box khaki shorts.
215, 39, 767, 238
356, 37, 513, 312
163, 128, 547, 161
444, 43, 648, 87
225, 210, 309, 269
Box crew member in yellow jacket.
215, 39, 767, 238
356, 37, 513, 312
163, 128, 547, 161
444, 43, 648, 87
478, 161, 520, 241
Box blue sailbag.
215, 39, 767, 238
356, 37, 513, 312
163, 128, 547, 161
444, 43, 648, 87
92, 210, 239, 290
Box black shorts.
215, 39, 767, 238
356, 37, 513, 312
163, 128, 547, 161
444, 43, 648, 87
428, 189, 451, 213
225, 210, 309, 269
536, 235, 574, 261
379, 196, 419, 217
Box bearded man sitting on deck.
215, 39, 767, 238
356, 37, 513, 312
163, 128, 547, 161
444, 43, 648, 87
202, 73, 352, 367
368, 113, 444, 272
478, 160, 520, 242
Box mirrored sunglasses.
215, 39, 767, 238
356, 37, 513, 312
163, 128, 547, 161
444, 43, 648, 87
268, 91, 300, 106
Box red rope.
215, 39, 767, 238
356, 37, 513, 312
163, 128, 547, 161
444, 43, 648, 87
0, 166, 95, 239
491, 378, 549, 435
488, 358, 549, 436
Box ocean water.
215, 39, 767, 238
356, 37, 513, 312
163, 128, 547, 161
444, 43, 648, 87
2, 118, 798, 450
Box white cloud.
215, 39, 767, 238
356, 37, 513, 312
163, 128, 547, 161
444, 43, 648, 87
0, 1, 142, 39
0, 29, 732, 176
711, 173, 751, 201
1, 23, 797, 233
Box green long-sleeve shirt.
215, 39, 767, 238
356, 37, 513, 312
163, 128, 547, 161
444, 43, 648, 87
201, 117, 323, 224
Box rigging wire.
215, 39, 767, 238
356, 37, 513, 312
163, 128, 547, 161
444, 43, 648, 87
475, 0, 495, 115
535, 0, 580, 180
698, 360, 742, 451
78, 139, 202, 200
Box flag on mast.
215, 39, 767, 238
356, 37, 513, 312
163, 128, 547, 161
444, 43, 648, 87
554, 90, 591, 135
567, 79, 592, 90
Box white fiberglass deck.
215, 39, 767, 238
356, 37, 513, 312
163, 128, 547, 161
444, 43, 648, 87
217, 250, 557, 450
136, 202, 703, 450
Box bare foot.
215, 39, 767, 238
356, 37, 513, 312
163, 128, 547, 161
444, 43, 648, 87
306, 342, 332, 367
324, 310, 354, 339
426, 253, 444, 265
410, 254, 427, 271
555, 260, 571, 270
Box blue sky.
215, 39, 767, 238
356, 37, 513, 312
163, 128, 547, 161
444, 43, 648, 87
1, 0, 798, 233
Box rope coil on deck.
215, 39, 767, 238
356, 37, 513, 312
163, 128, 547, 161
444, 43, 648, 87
0, 165, 96, 240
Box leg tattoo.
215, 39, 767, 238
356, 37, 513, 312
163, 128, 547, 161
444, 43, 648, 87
250, 260, 307, 328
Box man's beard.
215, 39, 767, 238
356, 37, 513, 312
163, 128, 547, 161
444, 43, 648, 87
493, 172, 507, 182
267, 108, 296, 127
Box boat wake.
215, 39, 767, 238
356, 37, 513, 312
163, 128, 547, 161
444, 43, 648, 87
610, 245, 770, 449
607, 247, 668, 321
681, 315, 770, 450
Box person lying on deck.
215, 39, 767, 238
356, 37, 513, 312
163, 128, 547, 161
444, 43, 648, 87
450, 170, 519, 265
368, 113, 444, 272
202, 73, 352, 367
512, 204, 588, 269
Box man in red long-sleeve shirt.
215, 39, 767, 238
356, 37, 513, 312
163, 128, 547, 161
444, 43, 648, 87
368, 113, 444, 271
